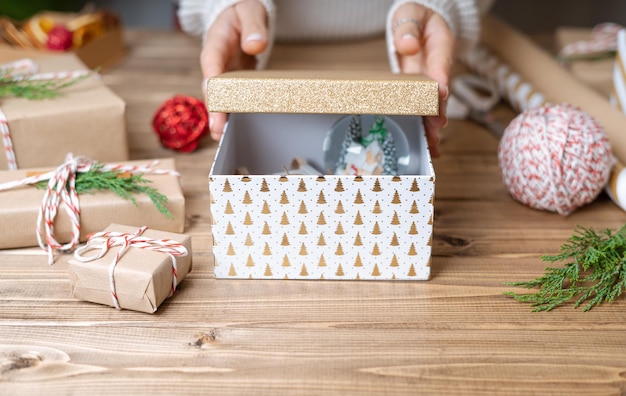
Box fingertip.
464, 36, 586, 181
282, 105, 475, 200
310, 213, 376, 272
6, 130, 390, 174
242, 32, 267, 55
430, 145, 441, 158
425, 114, 447, 130
211, 119, 229, 141
440, 102, 449, 128
424, 123, 442, 159
209, 113, 228, 141
395, 33, 421, 56
201, 78, 209, 100
440, 85, 449, 101
210, 131, 223, 141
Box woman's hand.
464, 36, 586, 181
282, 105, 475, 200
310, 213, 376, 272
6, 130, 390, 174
392, 3, 456, 158
201, 0, 267, 140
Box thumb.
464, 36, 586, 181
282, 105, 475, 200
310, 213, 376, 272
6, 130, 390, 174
235, 0, 268, 56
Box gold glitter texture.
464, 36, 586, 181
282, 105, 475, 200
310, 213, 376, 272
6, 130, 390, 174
206, 70, 439, 115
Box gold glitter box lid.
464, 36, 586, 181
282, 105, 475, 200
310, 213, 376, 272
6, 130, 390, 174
206, 70, 439, 116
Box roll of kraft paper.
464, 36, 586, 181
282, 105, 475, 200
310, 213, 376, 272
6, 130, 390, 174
475, 15, 626, 211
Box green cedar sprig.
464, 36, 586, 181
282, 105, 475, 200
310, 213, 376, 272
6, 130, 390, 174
36, 164, 173, 219
504, 225, 626, 312
0, 69, 91, 100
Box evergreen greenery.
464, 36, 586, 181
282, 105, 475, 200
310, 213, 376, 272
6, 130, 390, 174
36, 164, 173, 219
505, 225, 626, 312
0, 69, 90, 100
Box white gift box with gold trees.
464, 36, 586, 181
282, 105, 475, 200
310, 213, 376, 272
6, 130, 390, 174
207, 70, 438, 280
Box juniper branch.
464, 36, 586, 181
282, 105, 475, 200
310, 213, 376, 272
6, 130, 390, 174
36, 165, 173, 219
504, 225, 626, 312
0, 71, 91, 100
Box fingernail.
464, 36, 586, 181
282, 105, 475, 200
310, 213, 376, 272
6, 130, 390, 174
441, 86, 449, 100
401, 33, 417, 40
209, 115, 214, 131
245, 33, 264, 43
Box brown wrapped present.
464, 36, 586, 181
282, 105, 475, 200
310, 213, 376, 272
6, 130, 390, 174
555, 26, 614, 98
0, 47, 127, 170
0, 157, 185, 256
68, 224, 192, 313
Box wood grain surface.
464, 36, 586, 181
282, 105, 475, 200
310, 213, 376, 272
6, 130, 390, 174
1, 30, 626, 396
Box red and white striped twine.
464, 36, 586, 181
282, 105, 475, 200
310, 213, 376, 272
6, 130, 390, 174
73, 226, 188, 310
0, 109, 17, 170
0, 58, 92, 170
0, 153, 180, 264
559, 23, 624, 60
463, 44, 615, 215
0, 58, 39, 78
498, 103, 613, 215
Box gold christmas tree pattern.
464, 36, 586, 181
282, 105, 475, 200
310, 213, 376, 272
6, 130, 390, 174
210, 174, 434, 280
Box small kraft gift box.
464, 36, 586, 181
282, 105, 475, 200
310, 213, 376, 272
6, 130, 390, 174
207, 70, 438, 280
68, 223, 192, 313
0, 47, 127, 170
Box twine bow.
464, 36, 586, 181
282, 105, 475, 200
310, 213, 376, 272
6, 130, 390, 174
0, 58, 92, 170
559, 23, 624, 61
0, 153, 179, 264
73, 226, 188, 310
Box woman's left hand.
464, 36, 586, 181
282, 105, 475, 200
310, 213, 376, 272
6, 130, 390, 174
392, 3, 456, 158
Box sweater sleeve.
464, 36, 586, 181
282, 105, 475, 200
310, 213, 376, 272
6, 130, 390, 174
177, 0, 276, 69
386, 0, 493, 73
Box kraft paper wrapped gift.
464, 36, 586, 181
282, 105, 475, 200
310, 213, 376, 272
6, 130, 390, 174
68, 224, 192, 313
0, 158, 185, 250
555, 26, 614, 98
207, 70, 438, 280
0, 47, 127, 170
26, 11, 126, 70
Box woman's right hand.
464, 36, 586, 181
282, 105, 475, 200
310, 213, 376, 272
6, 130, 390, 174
201, 0, 268, 140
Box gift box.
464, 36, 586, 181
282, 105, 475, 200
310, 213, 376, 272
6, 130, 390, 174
0, 158, 184, 250
68, 223, 192, 313
0, 47, 127, 170
69, 20, 125, 70
207, 70, 438, 280
555, 26, 614, 98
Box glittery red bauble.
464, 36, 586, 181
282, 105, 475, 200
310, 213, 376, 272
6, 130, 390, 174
152, 95, 209, 152
46, 25, 73, 51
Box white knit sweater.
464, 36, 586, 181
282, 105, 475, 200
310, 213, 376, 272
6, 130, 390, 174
177, 0, 494, 71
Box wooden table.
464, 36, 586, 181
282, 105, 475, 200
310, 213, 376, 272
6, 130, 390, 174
2, 30, 626, 395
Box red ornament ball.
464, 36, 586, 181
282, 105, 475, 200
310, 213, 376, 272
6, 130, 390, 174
152, 95, 209, 152
498, 103, 613, 216
46, 25, 73, 51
